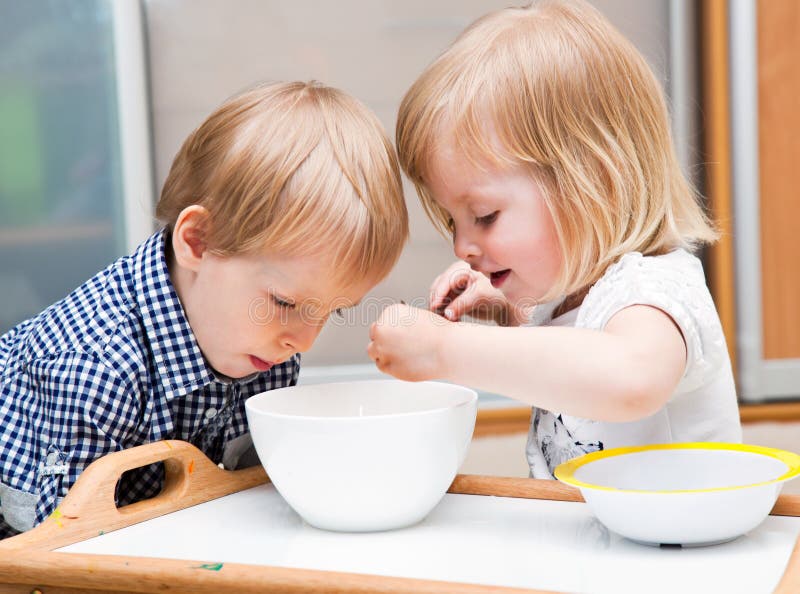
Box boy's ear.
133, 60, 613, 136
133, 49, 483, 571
172, 205, 211, 272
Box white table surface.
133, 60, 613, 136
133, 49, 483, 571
59, 484, 800, 594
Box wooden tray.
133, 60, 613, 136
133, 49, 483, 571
0, 440, 799, 594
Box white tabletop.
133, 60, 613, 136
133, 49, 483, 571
60, 484, 800, 594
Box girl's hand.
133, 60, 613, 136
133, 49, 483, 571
367, 304, 451, 381
429, 260, 523, 326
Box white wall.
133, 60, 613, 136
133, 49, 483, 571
143, 0, 677, 368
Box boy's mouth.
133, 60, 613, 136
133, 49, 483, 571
490, 269, 511, 288
250, 355, 275, 372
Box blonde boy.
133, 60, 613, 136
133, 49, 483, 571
0, 81, 408, 535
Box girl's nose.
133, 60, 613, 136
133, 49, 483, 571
453, 229, 482, 262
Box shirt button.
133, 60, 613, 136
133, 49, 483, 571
45, 452, 59, 465
205, 408, 218, 419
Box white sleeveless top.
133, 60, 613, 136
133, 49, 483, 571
524, 250, 742, 479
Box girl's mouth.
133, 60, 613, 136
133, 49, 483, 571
490, 269, 511, 288
250, 355, 275, 372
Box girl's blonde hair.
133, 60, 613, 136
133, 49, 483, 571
157, 81, 408, 287
397, 0, 717, 300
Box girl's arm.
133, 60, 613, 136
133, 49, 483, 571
367, 303, 686, 423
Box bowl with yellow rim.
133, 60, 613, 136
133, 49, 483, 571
554, 443, 800, 546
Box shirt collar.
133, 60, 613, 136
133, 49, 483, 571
526, 297, 566, 327
132, 229, 216, 398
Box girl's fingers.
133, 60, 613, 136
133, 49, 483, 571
430, 273, 457, 309
430, 267, 472, 312
366, 340, 378, 360
430, 262, 468, 296
433, 285, 466, 316
442, 282, 479, 320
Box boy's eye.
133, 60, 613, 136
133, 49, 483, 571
332, 308, 345, 319
475, 211, 499, 226
271, 294, 295, 310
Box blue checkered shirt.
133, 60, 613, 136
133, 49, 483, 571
0, 230, 299, 536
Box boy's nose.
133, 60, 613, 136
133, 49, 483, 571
281, 322, 324, 354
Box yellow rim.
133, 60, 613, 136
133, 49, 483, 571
554, 442, 800, 494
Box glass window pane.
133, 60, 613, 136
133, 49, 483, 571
0, 0, 125, 332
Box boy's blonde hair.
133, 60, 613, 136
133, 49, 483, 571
397, 0, 717, 300
157, 81, 408, 287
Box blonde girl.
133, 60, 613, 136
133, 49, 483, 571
367, 0, 741, 478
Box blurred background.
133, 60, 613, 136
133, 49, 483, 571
0, 0, 798, 477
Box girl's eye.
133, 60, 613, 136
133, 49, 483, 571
475, 211, 499, 226
272, 295, 295, 310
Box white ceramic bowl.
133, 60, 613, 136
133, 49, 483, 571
245, 379, 477, 532
554, 443, 800, 546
